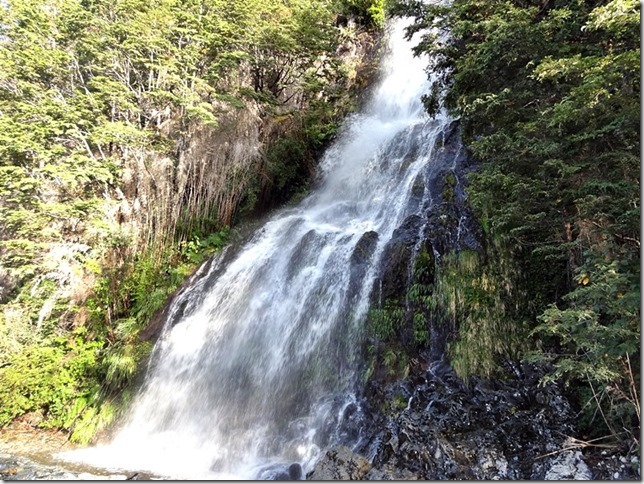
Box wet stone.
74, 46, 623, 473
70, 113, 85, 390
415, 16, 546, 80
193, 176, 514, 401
376, 214, 424, 304
311, 361, 640, 481
0, 451, 129, 480
306, 446, 370, 480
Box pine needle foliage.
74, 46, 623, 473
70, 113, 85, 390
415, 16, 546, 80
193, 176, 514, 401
391, 0, 640, 442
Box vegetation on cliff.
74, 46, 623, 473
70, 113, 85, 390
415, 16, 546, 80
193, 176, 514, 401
2, 0, 637, 459
0, 0, 384, 442
391, 0, 640, 447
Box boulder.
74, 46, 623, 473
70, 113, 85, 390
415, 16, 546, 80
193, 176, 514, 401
258, 462, 303, 480
307, 446, 370, 480
541, 451, 593, 480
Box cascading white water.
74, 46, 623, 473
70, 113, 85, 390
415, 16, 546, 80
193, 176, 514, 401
59, 17, 456, 480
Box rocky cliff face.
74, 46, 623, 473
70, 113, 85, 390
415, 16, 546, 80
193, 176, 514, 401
308, 360, 640, 480
307, 119, 640, 481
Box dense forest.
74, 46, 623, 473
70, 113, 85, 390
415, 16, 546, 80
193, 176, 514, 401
390, 0, 640, 448
0, 0, 385, 443
0, 0, 639, 459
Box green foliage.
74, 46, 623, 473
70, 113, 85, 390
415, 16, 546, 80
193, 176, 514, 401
342, 0, 387, 27
441, 172, 457, 203
526, 258, 640, 438
382, 348, 408, 378
407, 245, 434, 347
0, 307, 150, 444
178, 229, 229, 265
366, 245, 434, 382
3, 226, 224, 439
412, 312, 428, 346
68, 400, 118, 445
0, 224, 226, 441
242, 44, 369, 213
90, 228, 228, 342
0, 0, 380, 444
239, 0, 338, 98
368, 304, 405, 341
101, 342, 152, 392
0, 333, 101, 430
0, 0, 357, 255
393, 0, 640, 441
365, 300, 411, 381
436, 249, 527, 379
266, 136, 310, 195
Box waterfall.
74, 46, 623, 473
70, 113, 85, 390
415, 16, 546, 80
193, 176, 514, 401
58, 17, 467, 480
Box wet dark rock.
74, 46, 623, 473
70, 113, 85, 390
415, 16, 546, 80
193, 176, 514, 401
307, 361, 642, 481
422, 171, 479, 256
306, 446, 370, 480
288, 462, 303, 480
286, 229, 322, 281
420, 122, 481, 258
350, 231, 379, 280
258, 462, 303, 480
410, 173, 426, 201
376, 214, 423, 304
333, 402, 368, 446
326, 364, 582, 480
350, 231, 379, 267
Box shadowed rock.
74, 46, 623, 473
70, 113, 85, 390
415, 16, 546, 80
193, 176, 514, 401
324, 362, 625, 480
376, 214, 423, 305
347, 231, 379, 301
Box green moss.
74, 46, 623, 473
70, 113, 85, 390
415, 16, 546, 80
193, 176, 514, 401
392, 394, 407, 411
368, 303, 404, 342
413, 312, 428, 346
442, 171, 457, 203
431, 249, 527, 380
